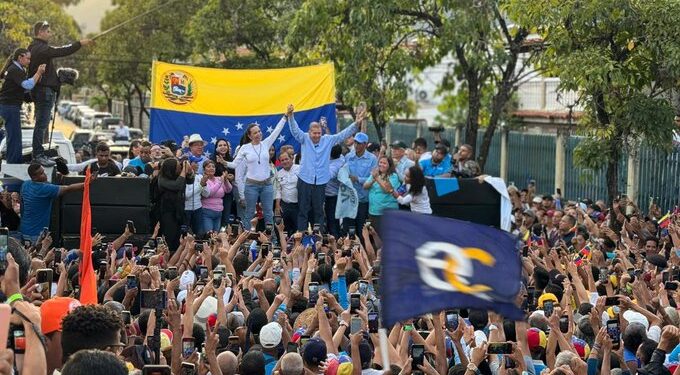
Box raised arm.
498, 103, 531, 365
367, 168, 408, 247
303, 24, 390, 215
263, 115, 288, 148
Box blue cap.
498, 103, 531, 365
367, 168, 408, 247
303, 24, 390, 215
354, 132, 368, 144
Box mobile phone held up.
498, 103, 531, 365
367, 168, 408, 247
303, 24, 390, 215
0, 227, 8, 273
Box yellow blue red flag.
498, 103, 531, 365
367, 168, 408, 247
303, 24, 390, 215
150, 61, 336, 151
380, 211, 523, 327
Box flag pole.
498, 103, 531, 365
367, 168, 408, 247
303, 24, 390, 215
379, 328, 390, 371
92, 0, 180, 40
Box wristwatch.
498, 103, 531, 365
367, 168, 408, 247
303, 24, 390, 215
466, 363, 478, 373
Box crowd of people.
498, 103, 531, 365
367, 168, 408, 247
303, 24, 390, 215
2, 17, 680, 375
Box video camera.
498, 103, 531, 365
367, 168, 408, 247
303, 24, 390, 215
56, 68, 79, 85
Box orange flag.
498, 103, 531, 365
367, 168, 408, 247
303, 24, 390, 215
79, 167, 97, 305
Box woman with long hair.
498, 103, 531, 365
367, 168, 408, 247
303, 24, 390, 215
392, 165, 432, 214
157, 158, 190, 251
200, 159, 232, 233
0, 48, 45, 163
363, 155, 400, 230
233, 107, 289, 229
123, 140, 142, 168
212, 138, 237, 225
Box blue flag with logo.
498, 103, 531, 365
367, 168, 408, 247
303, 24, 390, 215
380, 211, 522, 327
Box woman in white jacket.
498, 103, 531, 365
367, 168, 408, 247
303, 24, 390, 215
392, 165, 432, 214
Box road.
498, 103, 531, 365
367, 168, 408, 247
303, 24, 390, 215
54, 115, 78, 138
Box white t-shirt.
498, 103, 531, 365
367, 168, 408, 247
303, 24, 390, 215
234, 117, 286, 198
396, 185, 432, 214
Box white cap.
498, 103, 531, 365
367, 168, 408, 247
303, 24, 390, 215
180, 270, 196, 291
259, 322, 283, 348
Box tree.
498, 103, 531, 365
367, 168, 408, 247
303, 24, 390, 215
287, 0, 437, 140
186, 0, 300, 68
391, 1, 538, 171
507, 0, 680, 205
0, 0, 80, 57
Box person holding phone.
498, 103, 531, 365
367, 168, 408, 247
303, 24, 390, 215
287, 104, 366, 232
391, 165, 432, 215
20, 163, 91, 243
199, 160, 232, 233
157, 158, 191, 252
233, 107, 288, 229
0, 48, 46, 164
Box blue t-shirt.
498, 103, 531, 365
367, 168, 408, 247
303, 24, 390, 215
419, 154, 452, 177
19, 181, 60, 237
263, 353, 277, 375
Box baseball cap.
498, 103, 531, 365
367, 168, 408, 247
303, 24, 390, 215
259, 322, 283, 349
41, 297, 81, 335
390, 140, 407, 149
571, 336, 590, 359
302, 337, 327, 366
194, 296, 218, 325
325, 353, 353, 375
354, 132, 368, 144
527, 328, 547, 351
179, 270, 196, 290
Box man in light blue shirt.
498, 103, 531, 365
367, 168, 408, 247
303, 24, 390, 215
288, 105, 364, 232
390, 140, 414, 182
419, 144, 452, 177
344, 132, 377, 234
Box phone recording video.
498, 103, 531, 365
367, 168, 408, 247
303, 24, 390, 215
350, 316, 362, 334
308, 282, 319, 305
445, 310, 459, 331
368, 312, 379, 333
350, 293, 361, 313
411, 344, 425, 367
487, 342, 513, 354
606, 320, 620, 349
141, 289, 167, 310
126, 275, 138, 290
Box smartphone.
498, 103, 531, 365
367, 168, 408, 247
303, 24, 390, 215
261, 243, 270, 258
0, 227, 8, 273
350, 316, 362, 334
308, 282, 319, 305
0, 305, 10, 350
143, 365, 172, 375
348, 226, 356, 238
37, 268, 53, 299
272, 248, 282, 260
126, 275, 138, 290
274, 216, 282, 226
543, 301, 554, 317
358, 280, 369, 296
127, 220, 136, 233
368, 312, 379, 333
606, 320, 620, 349
605, 297, 620, 306
445, 310, 459, 331
299, 335, 310, 347
98, 261, 108, 276
350, 293, 361, 313
227, 336, 240, 355
182, 338, 195, 358
180, 362, 195, 375
141, 289, 167, 310
418, 330, 430, 339
487, 342, 513, 354
599, 268, 608, 284
199, 266, 208, 281
559, 316, 569, 333
230, 223, 240, 235
522, 246, 529, 257
265, 224, 274, 236
180, 225, 189, 237
53, 251, 62, 265
122, 310, 132, 325
12, 328, 25, 354
664, 282, 679, 291
286, 342, 298, 353
166, 266, 178, 280
411, 344, 425, 367
312, 223, 321, 234
213, 271, 223, 288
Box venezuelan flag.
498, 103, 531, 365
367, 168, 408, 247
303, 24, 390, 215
150, 61, 336, 153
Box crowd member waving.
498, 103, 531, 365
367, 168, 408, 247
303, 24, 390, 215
234, 107, 288, 229
363, 155, 400, 230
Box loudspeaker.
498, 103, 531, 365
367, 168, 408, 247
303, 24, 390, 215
426, 178, 501, 228
60, 176, 150, 206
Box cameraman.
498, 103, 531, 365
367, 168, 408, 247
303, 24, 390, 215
28, 20, 93, 167
0, 48, 45, 164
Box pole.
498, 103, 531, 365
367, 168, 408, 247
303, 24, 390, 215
92, 0, 181, 40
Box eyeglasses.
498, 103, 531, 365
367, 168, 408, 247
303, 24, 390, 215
105, 343, 126, 354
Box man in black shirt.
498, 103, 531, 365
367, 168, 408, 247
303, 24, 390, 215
28, 21, 92, 167
68, 142, 121, 176
0, 48, 45, 163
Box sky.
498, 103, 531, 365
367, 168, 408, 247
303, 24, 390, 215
65, 0, 114, 35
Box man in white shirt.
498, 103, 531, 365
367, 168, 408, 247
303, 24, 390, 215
274, 151, 300, 234
113, 120, 130, 141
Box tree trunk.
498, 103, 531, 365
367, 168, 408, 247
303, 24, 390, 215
134, 85, 150, 129
370, 104, 384, 141
465, 80, 481, 156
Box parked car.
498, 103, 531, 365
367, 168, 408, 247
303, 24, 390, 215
81, 112, 112, 129
70, 129, 114, 152
0, 128, 74, 163
66, 105, 91, 122
57, 101, 80, 117
74, 108, 95, 127
99, 117, 122, 129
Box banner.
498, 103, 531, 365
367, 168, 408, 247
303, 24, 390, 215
380, 211, 522, 327
150, 61, 336, 153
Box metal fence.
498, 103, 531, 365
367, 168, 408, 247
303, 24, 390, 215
344, 121, 680, 213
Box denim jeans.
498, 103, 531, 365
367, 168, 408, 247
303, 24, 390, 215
0, 104, 23, 163
202, 208, 222, 233
296, 180, 326, 232
32, 86, 56, 157
324, 195, 340, 238
281, 201, 299, 235
184, 208, 203, 236
243, 183, 274, 228
221, 192, 234, 226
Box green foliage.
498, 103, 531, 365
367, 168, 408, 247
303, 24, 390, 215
0, 0, 80, 57
507, 0, 680, 202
